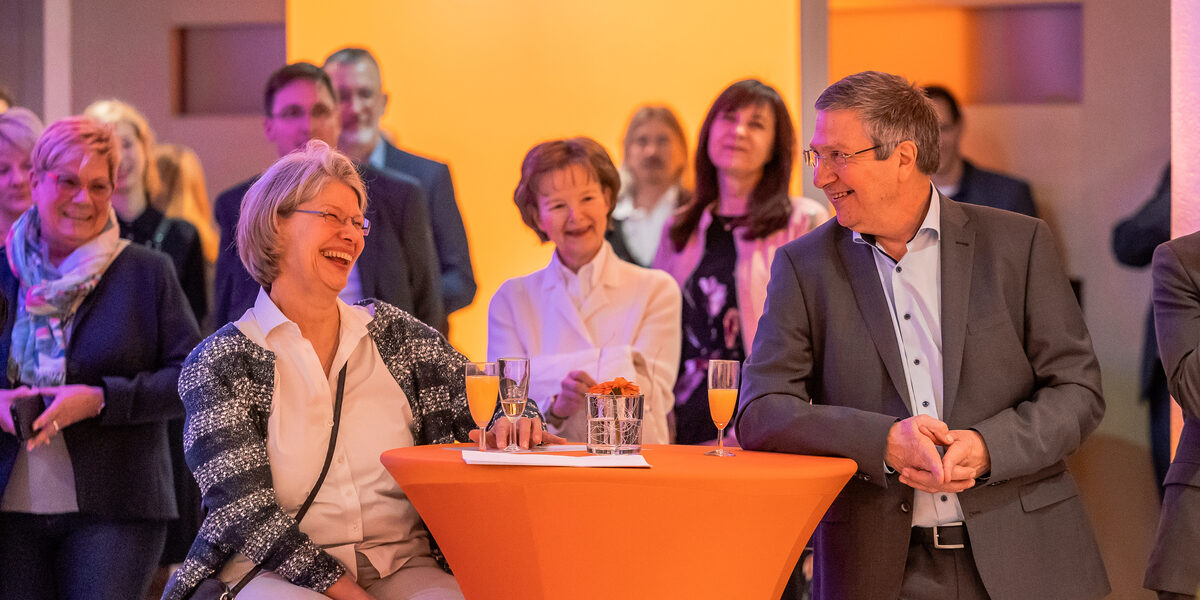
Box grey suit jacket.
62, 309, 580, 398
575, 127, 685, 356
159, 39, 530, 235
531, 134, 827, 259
1146, 229, 1200, 595
737, 194, 1108, 600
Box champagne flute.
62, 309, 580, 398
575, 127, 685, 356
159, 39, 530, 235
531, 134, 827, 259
498, 357, 530, 452
706, 359, 739, 457
465, 362, 498, 452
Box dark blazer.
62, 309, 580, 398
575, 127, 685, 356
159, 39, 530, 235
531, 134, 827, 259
1146, 229, 1200, 595
382, 141, 476, 314
212, 164, 445, 330
0, 244, 202, 520
1113, 164, 1172, 487
737, 194, 1108, 600
951, 159, 1038, 218
119, 206, 207, 327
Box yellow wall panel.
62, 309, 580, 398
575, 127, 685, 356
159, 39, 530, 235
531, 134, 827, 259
288, 0, 801, 359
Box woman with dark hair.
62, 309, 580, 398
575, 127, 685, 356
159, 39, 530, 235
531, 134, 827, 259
653, 79, 828, 445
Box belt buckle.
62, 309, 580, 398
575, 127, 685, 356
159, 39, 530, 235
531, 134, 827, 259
933, 521, 965, 550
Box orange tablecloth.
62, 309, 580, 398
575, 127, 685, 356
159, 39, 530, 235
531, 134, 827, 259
381, 444, 855, 600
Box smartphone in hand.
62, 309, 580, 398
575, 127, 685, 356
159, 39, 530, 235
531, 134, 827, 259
10, 395, 46, 443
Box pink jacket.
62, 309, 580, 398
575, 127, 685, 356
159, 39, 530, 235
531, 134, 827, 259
652, 196, 830, 350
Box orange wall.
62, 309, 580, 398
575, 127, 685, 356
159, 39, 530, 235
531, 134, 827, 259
288, 0, 801, 359
830, 6, 974, 95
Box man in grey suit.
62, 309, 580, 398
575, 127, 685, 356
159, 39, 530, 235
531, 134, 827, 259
737, 71, 1108, 600
1146, 229, 1200, 599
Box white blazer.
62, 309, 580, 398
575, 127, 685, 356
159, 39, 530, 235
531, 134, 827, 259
487, 243, 681, 444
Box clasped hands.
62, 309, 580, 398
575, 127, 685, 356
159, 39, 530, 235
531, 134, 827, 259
885, 414, 991, 494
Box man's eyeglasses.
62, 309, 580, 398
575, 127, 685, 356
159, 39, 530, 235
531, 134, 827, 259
294, 209, 372, 236
802, 145, 881, 169
43, 172, 114, 199
272, 103, 335, 122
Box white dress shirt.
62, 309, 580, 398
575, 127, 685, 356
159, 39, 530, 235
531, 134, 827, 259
612, 185, 679, 266
220, 289, 427, 583
854, 183, 965, 527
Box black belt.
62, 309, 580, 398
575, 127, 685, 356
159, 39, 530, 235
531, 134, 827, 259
911, 522, 967, 550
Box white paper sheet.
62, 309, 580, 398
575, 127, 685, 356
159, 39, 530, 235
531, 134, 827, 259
461, 450, 650, 468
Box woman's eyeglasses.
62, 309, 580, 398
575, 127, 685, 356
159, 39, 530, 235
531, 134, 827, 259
294, 209, 372, 236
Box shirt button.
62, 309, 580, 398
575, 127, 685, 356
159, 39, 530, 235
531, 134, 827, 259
940, 495, 948, 502
922, 401, 930, 408
914, 358, 921, 365
903, 313, 911, 320
896, 266, 903, 273
900, 502, 910, 513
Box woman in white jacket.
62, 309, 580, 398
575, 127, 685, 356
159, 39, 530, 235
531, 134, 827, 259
488, 138, 681, 444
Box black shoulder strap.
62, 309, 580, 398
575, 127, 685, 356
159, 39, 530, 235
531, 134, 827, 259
229, 363, 348, 597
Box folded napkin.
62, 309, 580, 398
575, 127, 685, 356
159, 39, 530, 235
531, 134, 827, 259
461, 450, 650, 468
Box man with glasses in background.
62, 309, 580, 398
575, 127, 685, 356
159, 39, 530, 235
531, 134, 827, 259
737, 71, 1108, 600
213, 62, 443, 330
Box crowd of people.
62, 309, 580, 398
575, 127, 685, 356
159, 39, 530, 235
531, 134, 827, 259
0, 46, 1192, 600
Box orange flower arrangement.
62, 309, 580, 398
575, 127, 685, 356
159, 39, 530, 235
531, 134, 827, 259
588, 377, 641, 396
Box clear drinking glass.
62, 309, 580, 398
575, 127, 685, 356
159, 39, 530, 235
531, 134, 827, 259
706, 359, 739, 457
465, 362, 498, 452
497, 357, 530, 452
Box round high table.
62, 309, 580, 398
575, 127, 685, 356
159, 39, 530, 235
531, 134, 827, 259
380, 444, 856, 600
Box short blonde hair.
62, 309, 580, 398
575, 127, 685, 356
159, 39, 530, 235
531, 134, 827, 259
0, 107, 45, 159
31, 116, 120, 183
84, 99, 162, 197
237, 140, 367, 287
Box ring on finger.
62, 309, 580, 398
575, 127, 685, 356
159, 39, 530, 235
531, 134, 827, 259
53, 420, 60, 433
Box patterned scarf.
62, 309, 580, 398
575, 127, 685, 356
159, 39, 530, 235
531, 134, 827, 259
6, 205, 129, 386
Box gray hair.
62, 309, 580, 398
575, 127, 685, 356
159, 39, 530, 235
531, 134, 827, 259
237, 140, 367, 287
815, 71, 940, 174
0, 107, 45, 158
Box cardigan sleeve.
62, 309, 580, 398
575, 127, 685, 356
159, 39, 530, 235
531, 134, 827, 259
367, 301, 544, 445
179, 329, 346, 593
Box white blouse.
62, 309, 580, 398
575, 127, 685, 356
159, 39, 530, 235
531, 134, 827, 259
220, 289, 427, 583
488, 243, 682, 444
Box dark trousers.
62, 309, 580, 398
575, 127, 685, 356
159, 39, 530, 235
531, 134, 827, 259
0, 511, 166, 600
900, 528, 989, 600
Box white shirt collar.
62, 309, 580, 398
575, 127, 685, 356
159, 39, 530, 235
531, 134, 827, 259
612, 185, 680, 221
852, 181, 942, 247
251, 287, 372, 346
367, 136, 388, 170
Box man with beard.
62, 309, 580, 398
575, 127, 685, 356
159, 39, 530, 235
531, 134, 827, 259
607, 105, 690, 267
323, 48, 476, 317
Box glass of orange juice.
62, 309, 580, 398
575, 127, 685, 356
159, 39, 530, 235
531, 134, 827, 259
465, 362, 498, 451
706, 359, 739, 457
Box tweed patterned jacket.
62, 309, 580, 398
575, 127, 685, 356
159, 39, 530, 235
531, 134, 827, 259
163, 300, 537, 599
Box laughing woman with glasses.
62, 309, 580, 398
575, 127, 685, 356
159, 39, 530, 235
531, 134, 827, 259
652, 79, 829, 446
164, 140, 555, 600
0, 116, 202, 600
